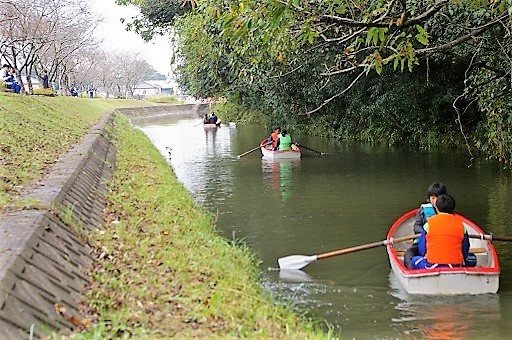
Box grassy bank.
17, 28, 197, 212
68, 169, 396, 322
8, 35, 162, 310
0, 93, 152, 210
76, 115, 332, 338
0, 93, 334, 338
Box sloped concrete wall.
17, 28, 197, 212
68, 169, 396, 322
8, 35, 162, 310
0, 113, 115, 339
0, 104, 196, 338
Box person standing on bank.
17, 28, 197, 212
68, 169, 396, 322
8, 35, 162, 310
41, 70, 50, 89
404, 183, 447, 269
277, 129, 293, 151
411, 194, 475, 269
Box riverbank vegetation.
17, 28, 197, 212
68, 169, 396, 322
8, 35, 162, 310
76, 114, 333, 338
119, 0, 511, 165
0, 94, 150, 210
145, 94, 181, 104
0, 95, 334, 338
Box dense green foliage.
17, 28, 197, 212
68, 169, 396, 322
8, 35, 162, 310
120, 0, 512, 164
116, 0, 193, 40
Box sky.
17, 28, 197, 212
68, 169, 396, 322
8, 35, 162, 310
89, 0, 174, 77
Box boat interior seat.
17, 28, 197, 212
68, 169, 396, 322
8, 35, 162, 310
474, 251, 489, 267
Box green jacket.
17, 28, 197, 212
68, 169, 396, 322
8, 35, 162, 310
278, 134, 292, 150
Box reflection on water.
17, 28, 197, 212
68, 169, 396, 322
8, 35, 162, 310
278, 269, 314, 282
389, 272, 501, 338
261, 159, 301, 201
136, 113, 512, 339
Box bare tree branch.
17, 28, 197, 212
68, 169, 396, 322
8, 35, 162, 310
452, 39, 482, 166
269, 64, 303, 78
416, 14, 509, 55
320, 65, 361, 76
402, 0, 450, 27
304, 68, 366, 115
318, 28, 365, 44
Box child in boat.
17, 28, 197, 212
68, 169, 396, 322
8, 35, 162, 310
267, 126, 280, 150
411, 194, 476, 269
403, 182, 447, 269
277, 129, 292, 151
208, 113, 218, 124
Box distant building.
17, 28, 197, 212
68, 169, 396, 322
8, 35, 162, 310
132, 79, 180, 99
132, 81, 159, 97
145, 80, 177, 95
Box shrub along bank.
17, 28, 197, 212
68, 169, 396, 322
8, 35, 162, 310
0, 94, 334, 338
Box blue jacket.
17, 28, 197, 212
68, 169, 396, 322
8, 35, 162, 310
412, 203, 436, 244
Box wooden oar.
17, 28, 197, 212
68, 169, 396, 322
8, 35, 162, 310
294, 143, 326, 155
469, 234, 512, 242
237, 141, 271, 159
278, 234, 419, 270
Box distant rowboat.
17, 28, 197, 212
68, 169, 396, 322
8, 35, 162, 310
203, 122, 221, 128
260, 139, 301, 160
387, 209, 500, 295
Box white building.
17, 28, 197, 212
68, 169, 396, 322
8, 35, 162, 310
132, 79, 180, 98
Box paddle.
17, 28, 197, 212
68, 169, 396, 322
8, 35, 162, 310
278, 234, 420, 270
469, 234, 512, 242
294, 143, 326, 155
237, 141, 271, 159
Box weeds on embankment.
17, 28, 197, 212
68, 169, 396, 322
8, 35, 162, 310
144, 94, 181, 104
72, 115, 334, 338
0, 93, 150, 210
0, 94, 336, 338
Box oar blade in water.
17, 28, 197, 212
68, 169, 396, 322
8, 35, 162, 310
279, 269, 314, 282
278, 255, 317, 270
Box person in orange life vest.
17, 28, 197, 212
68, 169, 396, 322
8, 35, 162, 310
412, 194, 476, 269
404, 182, 447, 269
267, 126, 281, 151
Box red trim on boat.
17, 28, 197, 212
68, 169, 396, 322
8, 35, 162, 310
387, 209, 500, 277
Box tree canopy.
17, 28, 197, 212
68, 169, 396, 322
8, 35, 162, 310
0, 0, 154, 97
120, 0, 512, 164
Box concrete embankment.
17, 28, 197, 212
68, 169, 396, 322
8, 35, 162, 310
0, 104, 205, 338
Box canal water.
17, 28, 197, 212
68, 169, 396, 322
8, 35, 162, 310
134, 114, 512, 339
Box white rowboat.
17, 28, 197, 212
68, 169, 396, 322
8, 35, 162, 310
386, 209, 500, 295
260, 139, 301, 160
203, 122, 221, 128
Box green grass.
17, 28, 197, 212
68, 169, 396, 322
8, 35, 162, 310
0, 93, 151, 211
145, 94, 181, 104
73, 115, 335, 338
1, 94, 336, 338
32, 88, 56, 96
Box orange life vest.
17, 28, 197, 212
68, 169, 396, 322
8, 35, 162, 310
425, 213, 464, 265
271, 132, 279, 149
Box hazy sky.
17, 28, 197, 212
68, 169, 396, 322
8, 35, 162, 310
90, 0, 174, 76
